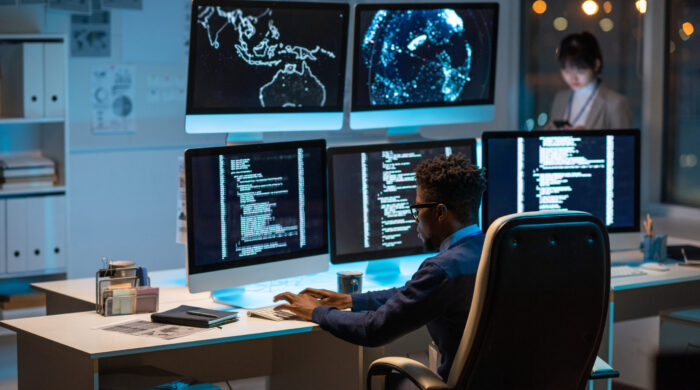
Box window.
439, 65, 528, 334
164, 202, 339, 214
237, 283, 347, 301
520, 0, 643, 130
664, 0, 700, 206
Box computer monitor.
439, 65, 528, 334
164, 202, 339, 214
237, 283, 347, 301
349, 3, 499, 130
482, 130, 640, 249
185, 140, 329, 293
328, 138, 477, 263
185, 1, 349, 133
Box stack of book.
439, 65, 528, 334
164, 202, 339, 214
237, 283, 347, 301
0, 155, 57, 190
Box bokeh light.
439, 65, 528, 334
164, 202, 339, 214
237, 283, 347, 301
582, 1, 599, 16
635, 0, 647, 14
682, 22, 694, 37
525, 119, 535, 131
603, 1, 612, 14
680, 154, 698, 168
599, 18, 614, 32
537, 112, 548, 127
532, 0, 547, 14
553, 17, 569, 31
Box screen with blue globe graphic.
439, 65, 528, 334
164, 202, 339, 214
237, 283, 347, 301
352, 3, 498, 111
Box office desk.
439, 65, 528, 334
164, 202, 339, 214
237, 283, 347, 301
1, 300, 382, 390
596, 237, 700, 389
7, 258, 429, 390
12, 249, 700, 389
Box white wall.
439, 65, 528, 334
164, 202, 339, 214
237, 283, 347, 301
1, 0, 521, 278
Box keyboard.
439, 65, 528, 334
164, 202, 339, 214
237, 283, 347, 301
611, 265, 647, 278
247, 306, 297, 321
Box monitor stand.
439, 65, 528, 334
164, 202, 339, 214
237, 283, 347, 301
211, 286, 279, 309
364, 257, 402, 285
387, 126, 420, 139
227, 132, 263, 144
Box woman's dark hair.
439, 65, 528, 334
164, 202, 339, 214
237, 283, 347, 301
557, 31, 603, 74
415, 154, 486, 225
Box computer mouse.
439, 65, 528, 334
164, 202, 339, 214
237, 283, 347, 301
639, 262, 670, 272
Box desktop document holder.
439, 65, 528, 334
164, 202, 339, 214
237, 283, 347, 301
95, 266, 158, 316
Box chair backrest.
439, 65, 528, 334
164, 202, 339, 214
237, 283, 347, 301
447, 211, 610, 389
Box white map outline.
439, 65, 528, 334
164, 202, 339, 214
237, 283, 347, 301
197, 6, 337, 108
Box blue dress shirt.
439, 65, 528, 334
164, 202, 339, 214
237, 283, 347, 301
311, 224, 485, 380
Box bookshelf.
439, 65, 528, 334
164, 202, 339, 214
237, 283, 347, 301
0, 34, 68, 275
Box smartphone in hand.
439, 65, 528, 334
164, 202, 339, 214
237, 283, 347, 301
553, 120, 571, 128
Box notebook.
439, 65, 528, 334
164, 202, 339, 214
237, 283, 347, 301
151, 305, 239, 328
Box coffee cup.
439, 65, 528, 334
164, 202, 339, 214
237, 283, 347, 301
337, 271, 363, 294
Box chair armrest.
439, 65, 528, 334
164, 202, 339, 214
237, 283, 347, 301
367, 356, 449, 390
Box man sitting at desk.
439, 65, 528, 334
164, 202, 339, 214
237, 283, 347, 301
274, 154, 487, 383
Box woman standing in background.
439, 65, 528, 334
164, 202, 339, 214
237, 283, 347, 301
545, 31, 632, 130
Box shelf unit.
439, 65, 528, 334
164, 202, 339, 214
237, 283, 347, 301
0, 34, 68, 276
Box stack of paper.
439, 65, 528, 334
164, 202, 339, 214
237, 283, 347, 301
0, 155, 56, 190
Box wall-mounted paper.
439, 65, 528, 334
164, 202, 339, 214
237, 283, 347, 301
176, 156, 186, 244
71, 11, 111, 57
147, 73, 186, 103
91, 65, 135, 134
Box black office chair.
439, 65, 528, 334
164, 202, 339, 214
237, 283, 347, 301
367, 210, 611, 390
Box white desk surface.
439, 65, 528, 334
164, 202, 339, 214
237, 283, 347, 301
611, 262, 700, 291
610, 236, 700, 291
1, 299, 319, 359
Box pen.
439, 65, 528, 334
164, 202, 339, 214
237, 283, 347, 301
681, 248, 689, 263
186, 310, 219, 319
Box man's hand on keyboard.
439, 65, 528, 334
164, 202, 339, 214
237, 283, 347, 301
273, 291, 322, 321
299, 288, 352, 310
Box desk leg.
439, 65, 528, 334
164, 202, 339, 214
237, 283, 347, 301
16, 332, 97, 389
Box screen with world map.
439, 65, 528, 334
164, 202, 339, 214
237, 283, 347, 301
186, 0, 348, 120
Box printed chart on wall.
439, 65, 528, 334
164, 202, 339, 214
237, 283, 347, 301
92, 65, 136, 134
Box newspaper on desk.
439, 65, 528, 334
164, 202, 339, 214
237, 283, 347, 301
97, 319, 208, 340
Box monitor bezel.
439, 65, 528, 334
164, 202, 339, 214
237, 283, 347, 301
185, 139, 329, 275
186, 0, 350, 115
327, 138, 477, 264
350, 2, 499, 112
481, 129, 641, 233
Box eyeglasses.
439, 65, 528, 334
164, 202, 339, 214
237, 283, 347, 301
409, 202, 441, 219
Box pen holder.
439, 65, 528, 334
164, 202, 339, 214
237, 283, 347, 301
643, 234, 667, 262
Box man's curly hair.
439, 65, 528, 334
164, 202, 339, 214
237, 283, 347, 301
415, 154, 486, 224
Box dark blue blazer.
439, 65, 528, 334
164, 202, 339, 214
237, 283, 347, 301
312, 233, 485, 380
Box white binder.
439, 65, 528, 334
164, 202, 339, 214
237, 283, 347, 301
21, 42, 44, 118
43, 42, 65, 117
26, 196, 47, 271
6, 198, 28, 273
